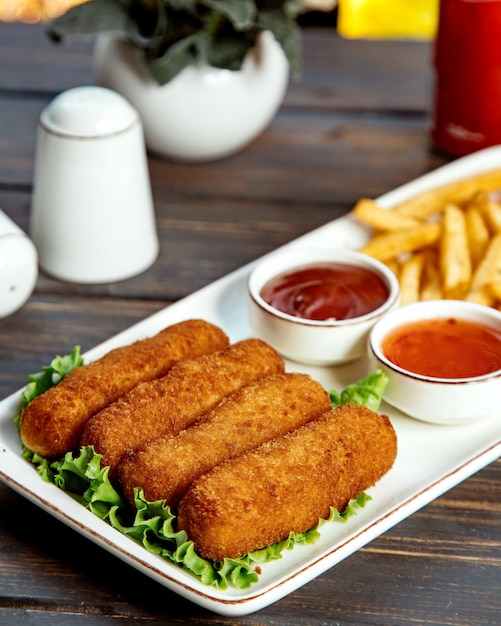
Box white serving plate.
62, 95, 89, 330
1, 146, 501, 617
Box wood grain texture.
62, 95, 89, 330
0, 18, 499, 626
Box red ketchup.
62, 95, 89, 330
260, 262, 389, 321
382, 317, 501, 379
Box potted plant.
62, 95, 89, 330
46, 0, 336, 161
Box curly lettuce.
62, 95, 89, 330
15, 346, 83, 434
17, 350, 386, 590
329, 369, 388, 411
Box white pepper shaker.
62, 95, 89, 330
30, 86, 159, 284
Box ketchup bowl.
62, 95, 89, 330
368, 299, 501, 424
247, 247, 400, 365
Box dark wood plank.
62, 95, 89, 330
0, 295, 166, 399
0, 22, 94, 92
0, 97, 446, 197
289, 29, 434, 112
147, 111, 447, 204
0, 23, 433, 114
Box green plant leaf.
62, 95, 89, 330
46, 0, 167, 51
256, 7, 302, 76
202, 0, 257, 30
164, 0, 198, 11
146, 32, 202, 83
283, 0, 309, 19
44, 0, 312, 84
47, 0, 133, 40
203, 30, 256, 70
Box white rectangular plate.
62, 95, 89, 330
1, 147, 501, 617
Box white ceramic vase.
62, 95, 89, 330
94, 31, 289, 162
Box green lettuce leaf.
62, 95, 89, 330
16, 347, 83, 435
18, 347, 375, 590
26, 444, 370, 590
19, 346, 83, 411
329, 369, 389, 411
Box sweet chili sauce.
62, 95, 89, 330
260, 262, 389, 321
382, 317, 501, 379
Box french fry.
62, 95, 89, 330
482, 198, 501, 234
486, 235, 501, 300
465, 288, 495, 307
465, 190, 489, 214
356, 169, 501, 309
383, 258, 400, 279
392, 168, 501, 218
440, 204, 471, 299
353, 198, 422, 231
466, 233, 501, 304
420, 249, 443, 301
465, 204, 490, 269
359, 223, 441, 262
488, 280, 501, 301
399, 252, 425, 305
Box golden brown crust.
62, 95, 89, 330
117, 372, 332, 507
81, 338, 284, 475
177, 403, 397, 561
19, 319, 229, 458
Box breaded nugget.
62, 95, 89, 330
118, 372, 332, 507
20, 319, 229, 459
81, 339, 284, 475
177, 403, 397, 561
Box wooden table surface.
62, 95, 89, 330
1, 20, 500, 626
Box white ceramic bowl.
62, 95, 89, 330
95, 31, 289, 162
368, 300, 501, 424
247, 247, 400, 365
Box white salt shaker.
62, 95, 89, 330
0, 209, 38, 318
30, 86, 159, 284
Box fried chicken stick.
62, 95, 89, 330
81, 339, 284, 475
20, 319, 229, 458
118, 372, 332, 507
177, 403, 397, 561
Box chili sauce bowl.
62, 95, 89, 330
368, 299, 501, 424
247, 247, 400, 366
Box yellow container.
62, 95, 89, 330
337, 0, 439, 39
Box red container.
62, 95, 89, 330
431, 0, 501, 156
